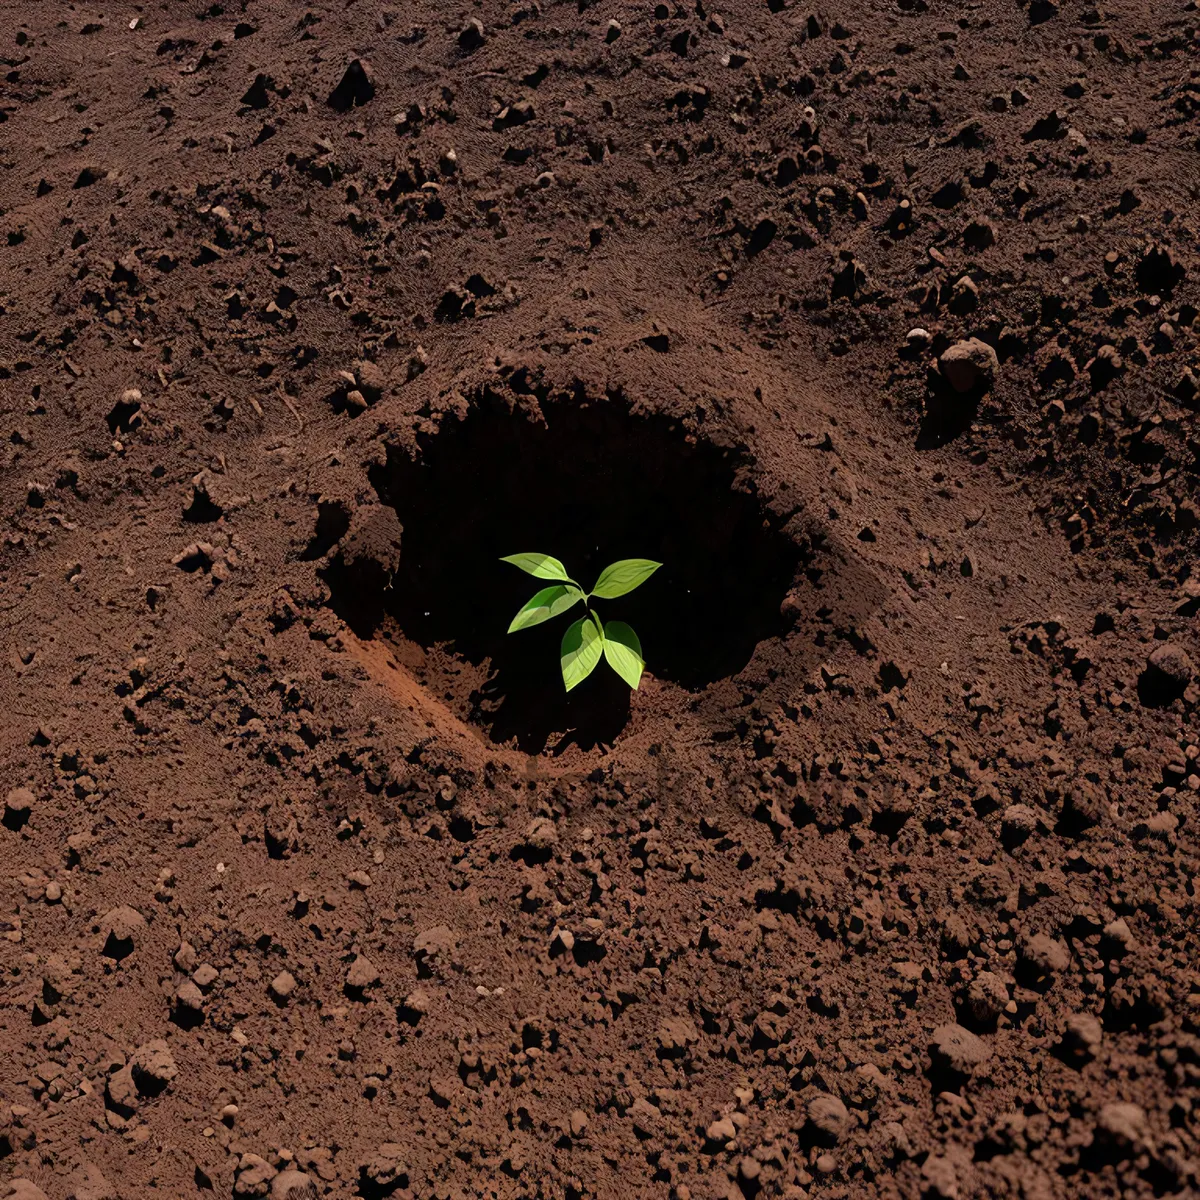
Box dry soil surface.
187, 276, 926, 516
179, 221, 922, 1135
1, 3, 1199, 1200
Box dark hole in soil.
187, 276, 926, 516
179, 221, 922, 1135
102, 931, 135, 961
325, 398, 802, 753
106, 396, 141, 435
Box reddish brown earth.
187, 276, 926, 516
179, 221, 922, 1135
1, 2, 1198, 1199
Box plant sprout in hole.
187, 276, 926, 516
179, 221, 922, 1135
502, 553, 661, 691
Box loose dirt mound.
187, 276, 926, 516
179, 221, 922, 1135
1, 3, 1197, 1199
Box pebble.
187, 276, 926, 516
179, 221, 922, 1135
3, 786, 35, 828
235, 1153, 277, 1197
346, 954, 381, 991
1146, 643, 1194, 688
906, 327, 932, 349
929, 1023, 991, 1074
606, 19, 622, 42
44, 880, 62, 903
706, 1116, 737, 1144
270, 970, 297, 1001
939, 338, 998, 392
1064, 1012, 1102, 1054
807, 1093, 851, 1141
3, 1184, 51, 1200
132, 1039, 178, 1089
1020, 933, 1070, 975
1102, 917, 1137, 952
966, 971, 1009, 1023
270, 1169, 318, 1200
1096, 1101, 1147, 1144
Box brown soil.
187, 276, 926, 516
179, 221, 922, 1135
1, 3, 1198, 1199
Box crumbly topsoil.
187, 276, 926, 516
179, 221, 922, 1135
1, 3, 1198, 1199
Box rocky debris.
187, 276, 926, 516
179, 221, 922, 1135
1095, 1101, 1149, 1147
965, 970, 1010, 1025
1139, 642, 1194, 706
1019, 933, 1070, 981
358, 1144, 409, 1193
413, 925, 457, 975
327, 59, 374, 112
806, 1093, 852, 1142
99, 905, 146, 960
63, 1164, 115, 1200
929, 1024, 991, 1078
131, 1039, 178, 1095
3, 786, 35, 831
270, 1170, 318, 1200
705, 1115, 738, 1147
235, 1154, 277, 1197
345, 953, 381, 995
270, 970, 298, 1003
2, 1184, 51, 1200
939, 338, 999, 393
1062, 1013, 1103, 1058
1000, 802, 1041, 845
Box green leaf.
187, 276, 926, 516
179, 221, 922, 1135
603, 621, 645, 689
500, 553, 571, 582
590, 558, 662, 599
560, 614, 604, 692
507, 585, 583, 633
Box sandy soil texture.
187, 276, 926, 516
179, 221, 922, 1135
1, 2, 1198, 1198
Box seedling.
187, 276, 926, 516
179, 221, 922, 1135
501, 553, 661, 691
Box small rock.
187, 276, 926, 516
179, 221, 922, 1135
921, 1154, 960, 1199
270, 1169, 318, 1200
106, 1063, 139, 1112
535, 171, 555, 189
1001, 803, 1040, 842
1063, 1013, 1102, 1055
606, 19, 622, 42
706, 1116, 737, 1145
270, 970, 297, 1001
193, 962, 219, 988
940, 338, 998, 392
1020, 933, 1070, 976
950, 274, 979, 312
1096, 1101, 1147, 1145
807, 1093, 851, 1142
570, 1108, 589, 1136
132, 1039, 178, 1092
3, 1183, 51, 1200
3, 786, 35, 830
235, 1153, 278, 1197
64, 1163, 116, 1200
906, 327, 932, 349
929, 1023, 991, 1075
1102, 917, 1137, 952
175, 979, 204, 1010
1141, 643, 1194, 705
524, 817, 558, 852
965, 971, 1009, 1023
413, 924, 457, 972
346, 954, 381, 991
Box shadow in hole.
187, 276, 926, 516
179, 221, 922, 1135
326, 395, 802, 753
916, 374, 980, 449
